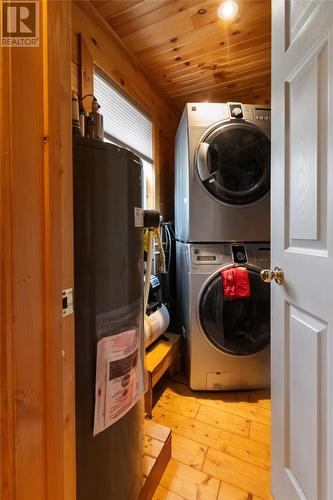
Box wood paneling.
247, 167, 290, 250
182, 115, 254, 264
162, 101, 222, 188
152, 378, 272, 499
0, 1, 74, 499
0, 35, 15, 500
91, 0, 271, 108
72, 1, 179, 219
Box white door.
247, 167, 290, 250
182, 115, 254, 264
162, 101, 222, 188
271, 1, 333, 499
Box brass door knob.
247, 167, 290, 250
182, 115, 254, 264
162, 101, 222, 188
260, 266, 284, 285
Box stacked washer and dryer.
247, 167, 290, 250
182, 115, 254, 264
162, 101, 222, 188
175, 102, 271, 390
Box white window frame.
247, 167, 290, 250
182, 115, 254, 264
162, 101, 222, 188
93, 68, 155, 209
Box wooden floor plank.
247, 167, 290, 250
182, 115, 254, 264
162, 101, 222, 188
167, 381, 249, 404
157, 391, 200, 419
171, 433, 208, 470
152, 485, 184, 500
196, 404, 251, 437
153, 378, 272, 500
198, 399, 271, 427
153, 405, 223, 446
249, 421, 271, 446
166, 383, 270, 426
153, 406, 270, 470
203, 448, 271, 500
160, 458, 221, 500
216, 429, 270, 471
218, 481, 266, 500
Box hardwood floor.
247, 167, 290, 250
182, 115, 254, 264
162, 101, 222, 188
151, 375, 271, 500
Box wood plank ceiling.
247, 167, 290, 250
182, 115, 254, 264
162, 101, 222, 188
91, 0, 271, 110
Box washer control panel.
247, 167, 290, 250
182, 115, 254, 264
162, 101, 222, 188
192, 246, 223, 265
253, 245, 270, 266
190, 243, 270, 273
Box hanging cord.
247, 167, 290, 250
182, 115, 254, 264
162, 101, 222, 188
79, 94, 96, 105
163, 223, 169, 253
165, 224, 173, 273
143, 228, 154, 315
156, 225, 166, 273
161, 222, 176, 304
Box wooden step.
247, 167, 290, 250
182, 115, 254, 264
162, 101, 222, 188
139, 419, 172, 500
146, 332, 181, 387
145, 332, 181, 417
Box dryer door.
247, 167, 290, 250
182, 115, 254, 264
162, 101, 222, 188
198, 266, 270, 356
196, 122, 270, 206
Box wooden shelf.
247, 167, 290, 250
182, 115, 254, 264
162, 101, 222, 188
145, 332, 181, 417
139, 419, 172, 500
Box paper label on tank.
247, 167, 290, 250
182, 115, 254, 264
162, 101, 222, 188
134, 207, 144, 227
93, 329, 144, 435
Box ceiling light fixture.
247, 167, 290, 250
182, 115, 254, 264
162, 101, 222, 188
217, 0, 239, 20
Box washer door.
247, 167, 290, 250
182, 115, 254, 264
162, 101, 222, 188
199, 267, 270, 356
196, 122, 270, 205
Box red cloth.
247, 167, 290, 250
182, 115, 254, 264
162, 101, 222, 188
221, 267, 250, 299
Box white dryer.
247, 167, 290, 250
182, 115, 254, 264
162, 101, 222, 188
175, 103, 270, 243
176, 241, 270, 390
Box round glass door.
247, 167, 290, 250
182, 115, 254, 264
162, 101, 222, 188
196, 123, 270, 205
199, 267, 270, 356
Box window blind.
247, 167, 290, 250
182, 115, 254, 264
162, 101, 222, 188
94, 71, 153, 161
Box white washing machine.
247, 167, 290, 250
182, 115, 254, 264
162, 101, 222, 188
175, 102, 271, 243
176, 241, 270, 390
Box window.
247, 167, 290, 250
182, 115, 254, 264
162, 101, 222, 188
93, 70, 154, 209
